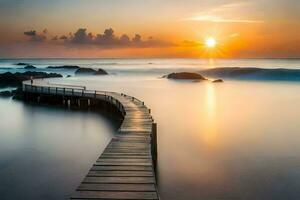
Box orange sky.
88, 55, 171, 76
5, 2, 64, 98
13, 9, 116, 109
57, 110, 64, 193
0, 0, 300, 58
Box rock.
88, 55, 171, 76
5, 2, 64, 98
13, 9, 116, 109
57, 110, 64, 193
0, 71, 63, 87
24, 65, 36, 69
75, 68, 108, 75
75, 68, 96, 75
12, 88, 24, 100
95, 69, 108, 75
200, 67, 300, 81
0, 90, 13, 97
15, 62, 30, 66
212, 79, 223, 83
165, 72, 207, 80
66, 75, 72, 78
47, 65, 80, 69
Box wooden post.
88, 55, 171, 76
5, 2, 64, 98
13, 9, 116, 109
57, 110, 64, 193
151, 123, 158, 173
72, 89, 74, 96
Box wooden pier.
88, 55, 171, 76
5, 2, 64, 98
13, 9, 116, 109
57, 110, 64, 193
22, 80, 159, 200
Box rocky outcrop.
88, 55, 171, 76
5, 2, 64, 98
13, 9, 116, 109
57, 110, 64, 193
24, 65, 36, 69
165, 72, 207, 80
212, 79, 223, 83
47, 65, 80, 69
15, 62, 30, 66
0, 90, 14, 97
0, 71, 63, 87
75, 68, 108, 75
95, 69, 108, 75
201, 67, 300, 81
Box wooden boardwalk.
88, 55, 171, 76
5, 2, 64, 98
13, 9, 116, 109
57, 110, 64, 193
22, 80, 159, 200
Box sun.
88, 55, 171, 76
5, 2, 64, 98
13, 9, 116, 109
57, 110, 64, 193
205, 37, 217, 48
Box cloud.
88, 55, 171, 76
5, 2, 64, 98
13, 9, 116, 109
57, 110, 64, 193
36, 27, 173, 48
183, 1, 264, 24
24, 30, 36, 36
24, 29, 47, 42
59, 35, 68, 40
229, 33, 240, 38
21, 28, 173, 48
51, 36, 58, 40
185, 15, 264, 23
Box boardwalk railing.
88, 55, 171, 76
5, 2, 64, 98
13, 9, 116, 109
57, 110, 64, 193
22, 80, 159, 200
23, 82, 127, 116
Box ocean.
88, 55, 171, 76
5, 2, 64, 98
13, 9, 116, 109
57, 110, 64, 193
1, 58, 300, 200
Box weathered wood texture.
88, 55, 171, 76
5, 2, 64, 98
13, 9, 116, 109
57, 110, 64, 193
22, 80, 159, 200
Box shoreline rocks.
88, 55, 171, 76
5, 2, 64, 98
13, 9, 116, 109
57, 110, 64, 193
75, 68, 108, 75
47, 65, 80, 70
15, 62, 30, 66
0, 71, 63, 87
0, 90, 14, 97
24, 65, 36, 69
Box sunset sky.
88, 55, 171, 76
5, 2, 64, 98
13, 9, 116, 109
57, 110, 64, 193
1, 0, 300, 58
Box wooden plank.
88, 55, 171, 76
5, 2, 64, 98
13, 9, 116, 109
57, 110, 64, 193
77, 183, 156, 192
100, 156, 152, 159
83, 176, 155, 184
91, 165, 153, 171
87, 171, 154, 177
94, 162, 152, 166
101, 153, 151, 156
71, 191, 158, 199
97, 158, 152, 163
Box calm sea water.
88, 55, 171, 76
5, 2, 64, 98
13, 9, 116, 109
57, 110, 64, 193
1, 58, 300, 200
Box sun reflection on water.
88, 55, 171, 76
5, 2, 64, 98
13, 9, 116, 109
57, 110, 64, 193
202, 83, 219, 148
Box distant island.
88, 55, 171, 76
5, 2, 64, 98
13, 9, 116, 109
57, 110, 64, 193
75, 68, 108, 75
47, 65, 80, 69
200, 67, 300, 81
24, 65, 36, 69
163, 72, 223, 83
164, 72, 207, 80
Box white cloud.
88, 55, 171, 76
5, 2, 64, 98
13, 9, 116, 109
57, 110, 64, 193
183, 1, 264, 24
184, 15, 263, 23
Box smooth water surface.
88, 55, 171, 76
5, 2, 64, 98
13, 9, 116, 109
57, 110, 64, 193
0, 98, 115, 200
1, 58, 300, 200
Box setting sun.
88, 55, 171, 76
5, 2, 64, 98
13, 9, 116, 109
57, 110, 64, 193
205, 37, 217, 48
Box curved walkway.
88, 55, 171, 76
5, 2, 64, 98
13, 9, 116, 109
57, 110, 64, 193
22, 80, 159, 200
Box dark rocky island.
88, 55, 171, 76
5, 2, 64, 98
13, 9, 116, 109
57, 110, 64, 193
47, 65, 80, 70
15, 62, 30, 66
24, 65, 36, 69
0, 71, 63, 87
95, 69, 108, 75
212, 79, 223, 83
165, 72, 207, 80
75, 68, 108, 75
201, 67, 300, 81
